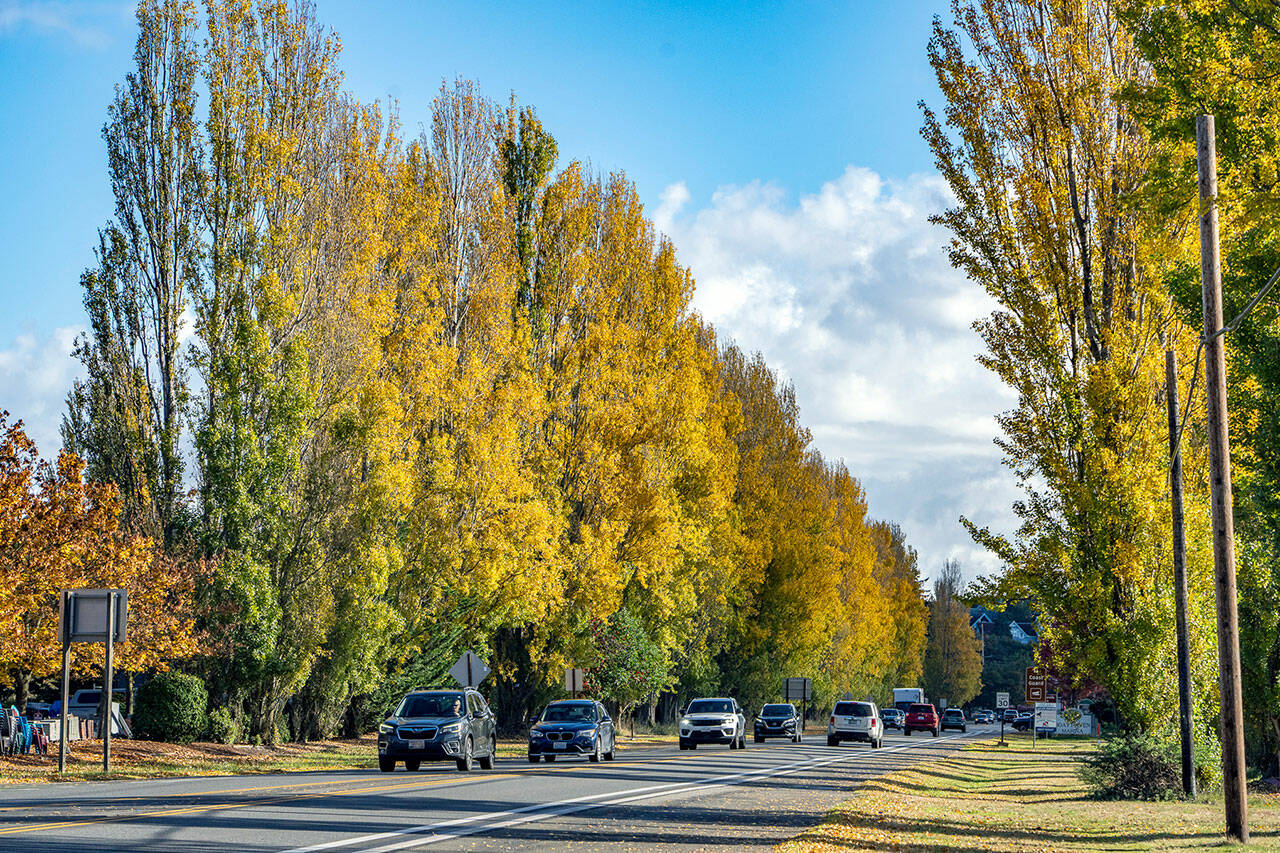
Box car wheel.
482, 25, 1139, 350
527, 753, 539, 764
932, 728, 938, 737
590, 738, 602, 762
795, 733, 802, 744
604, 736, 616, 761
544, 754, 555, 762
478, 736, 495, 770
404, 759, 421, 772
904, 728, 912, 736
873, 737, 882, 749
739, 734, 747, 749
962, 726, 967, 733
379, 756, 396, 772
456, 737, 473, 772
827, 735, 838, 747
679, 741, 688, 751
688, 743, 697, 750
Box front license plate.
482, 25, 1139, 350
408, 740, 425, 750
553, 742, 567, 750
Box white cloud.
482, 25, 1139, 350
0, 1, 119, 47
660, 165, 1020, 581
0, 325, 83, 457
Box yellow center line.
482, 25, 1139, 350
0, 744, 734, 838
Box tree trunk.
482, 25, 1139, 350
14, 670, 31, 714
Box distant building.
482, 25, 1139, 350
1009, 621, 1039, 645
969, 606, 995, 638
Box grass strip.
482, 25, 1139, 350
779, 735, 1280, 851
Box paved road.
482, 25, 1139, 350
0, 725, 993, 851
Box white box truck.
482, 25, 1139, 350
892, 687, 925, 713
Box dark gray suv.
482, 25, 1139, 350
378, 688, 498, 772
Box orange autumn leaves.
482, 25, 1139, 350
0, 413, 203, 684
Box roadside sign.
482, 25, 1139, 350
564, 667, 585, 695
996, 692, 1010, 709
1035, 702, 1058, 730
61, 589, 128, 643
1025, 666, 1047, 702
783, 677, 811, 702
449, 651, 490, 688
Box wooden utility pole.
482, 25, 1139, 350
1165, 349, 1196, 798
1197, 114, 1248, 841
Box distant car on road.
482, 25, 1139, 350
941, 708, 967, 732
378, 688, 497, 772
880, 707, 904, 729
904, 703, 940, 737
1002, 708, 1020, 723
527, 699, 615, 763
827, 700, 883, 748
680, 698, 747, 750
973, 710, 995, 724
754, 703, 802, 743
1011, 712, 1035, 731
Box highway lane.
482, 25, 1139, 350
0, 725, 994, 851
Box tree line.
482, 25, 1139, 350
925, 0, 1280, 772
2, 0, 937, 742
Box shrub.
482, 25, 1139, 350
134, 671, 207, 743
1082, 733, 1181, 800
206, 706, 240, 745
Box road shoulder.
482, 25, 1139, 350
777, 735, 1280, 852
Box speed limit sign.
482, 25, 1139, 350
996, 692, 1010, 709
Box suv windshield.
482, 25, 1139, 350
396, 692, 465, 718
541, 703, 597, 722
761, 704, 793, 717
687, 700, 732, 714
944, 709, 963, 718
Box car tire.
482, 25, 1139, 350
544, 754, 555, 762
527, 753, 539, 764
589, 739, 602, 762
604, 737, 615, 760
456, 737, 473, 772
679, 741, 688, 751
961, 726, 967, 733
795, 733, 802, 744
379, 756, 396, 772
404, 759, 421, 771
688, 743, 697, 750
827, 735, 838, 747
932, 728, 938, 737
873, 737, 882, 749
904, 728, 912, 736
740, 734, 747, 749
478, 736, 496, 770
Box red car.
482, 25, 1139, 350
904, 703, 940, 737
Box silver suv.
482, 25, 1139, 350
827, 700, 883, 748
679, 698, 747, 750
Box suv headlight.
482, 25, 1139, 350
440, 721, 463, 735
680, 717, 691, 727
378, 722, 396, 735
530, 729, 546, 739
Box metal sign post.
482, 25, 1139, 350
57, 589, 128, 774
783, 677, 812, 731
996, 692, 1009, 746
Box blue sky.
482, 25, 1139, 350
0, 0, 1018, 579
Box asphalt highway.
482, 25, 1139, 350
0, 724, 993, 851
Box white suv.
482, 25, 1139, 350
827, 700, 883, 748
679, 698, 747, 750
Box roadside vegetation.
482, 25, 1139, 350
780, 737, 1280, 852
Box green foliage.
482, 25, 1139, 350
583, 610, 669, 714
922, 561, 982, 707
205, 706, 239, 745
135, 671, 208, 743
1082, 733, 1181, 801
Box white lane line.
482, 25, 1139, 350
284, 731, 975, 853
